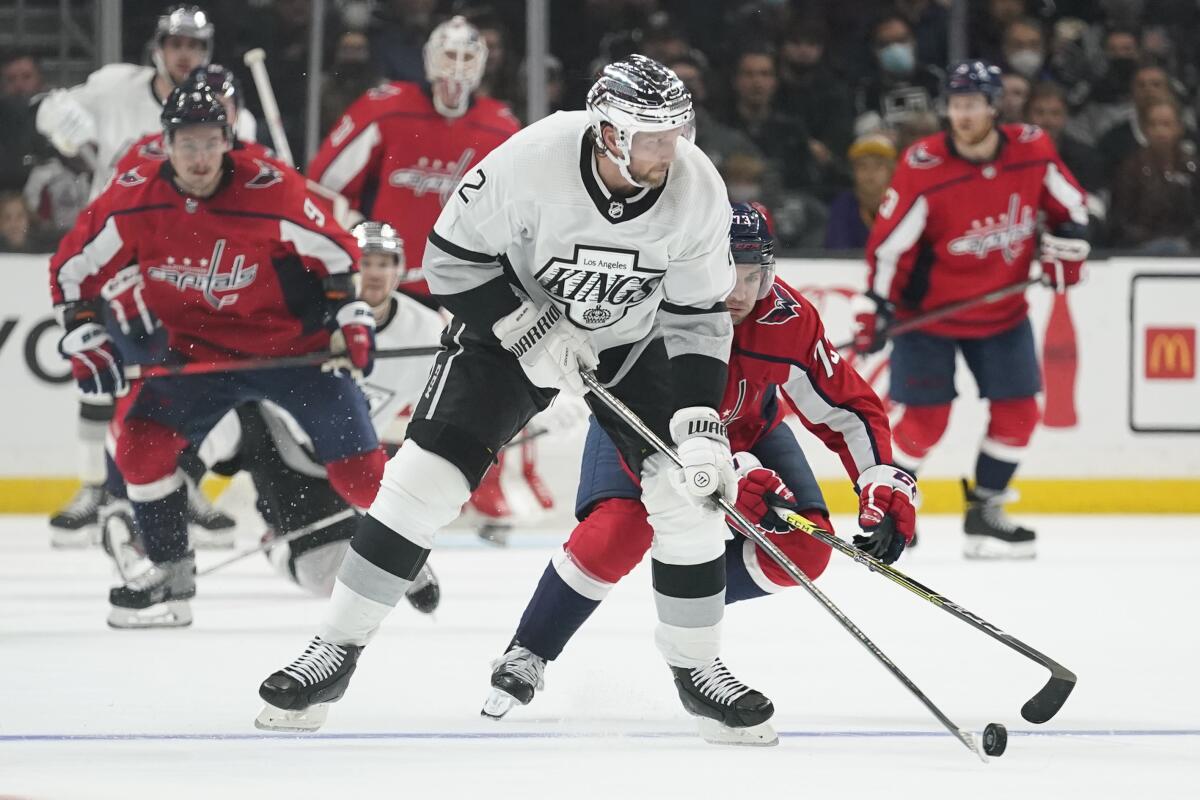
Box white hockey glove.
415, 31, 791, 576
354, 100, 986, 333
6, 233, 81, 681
493, 300, 597, 397
36, 90, 97, 159
669, 407, 739, 505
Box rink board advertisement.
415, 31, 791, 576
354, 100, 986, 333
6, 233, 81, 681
0, 253, 1196, 514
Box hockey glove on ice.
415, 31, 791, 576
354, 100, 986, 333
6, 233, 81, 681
1040, 229, 1090, 293
669, 407, 739, 505
852, 292, 894, 355
731, 452, 800, 533
852, 464, 917, 564
58, 303, 126, 397
494, 300, 598, 397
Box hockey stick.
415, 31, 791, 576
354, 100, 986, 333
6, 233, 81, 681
835, 276, 1045, 352
243, 48, 294, 167
772, 509, 1076, 724
124, 346, 442, 380
580, 371, 989, 761
197, 508, 357, 577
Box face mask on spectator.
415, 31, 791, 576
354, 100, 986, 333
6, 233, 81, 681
878, 42, 915, 76
1007, 49, 1043, 78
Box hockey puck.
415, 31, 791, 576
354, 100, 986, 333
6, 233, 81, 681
983, 723, 1008, 756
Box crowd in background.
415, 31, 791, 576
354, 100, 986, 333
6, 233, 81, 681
4, 0, 1200, 254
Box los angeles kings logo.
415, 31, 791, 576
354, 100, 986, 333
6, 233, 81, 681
534, 245, 665, 330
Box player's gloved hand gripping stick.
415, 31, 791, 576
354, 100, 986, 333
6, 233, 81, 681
579, 370, 994, 761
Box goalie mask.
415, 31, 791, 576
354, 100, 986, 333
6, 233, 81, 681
586, 54, 695, 189
730, 201, 776, 300
153, 4, 215, 85
424, 15, 488, 119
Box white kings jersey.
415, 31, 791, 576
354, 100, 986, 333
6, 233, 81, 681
37, 63, 257, 198
358, 291, 446, 437
425, 110, 734, 383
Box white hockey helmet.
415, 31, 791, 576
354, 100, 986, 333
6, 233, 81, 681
423, 15, 488, 118
153, 4, 215, 84
586, 54, 695, 188
353, 221, 405, 266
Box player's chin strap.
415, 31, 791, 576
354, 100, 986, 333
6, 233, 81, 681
578, 370, 991, 762
770, 506, 1077, 724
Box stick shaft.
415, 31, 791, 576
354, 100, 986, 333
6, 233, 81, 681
243, 48, 294, 167
197, 508, 357, 576
124, 346, 442, 379
579, 372, 984, 759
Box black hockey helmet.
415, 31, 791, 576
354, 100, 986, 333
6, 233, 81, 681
945, 60, 1004, 106
730, 201, 775, 300
161, 84, 230, 140
186, 64, 242, 109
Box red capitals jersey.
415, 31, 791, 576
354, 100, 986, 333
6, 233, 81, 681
724, 280, 893, 482
866, 124, 1088, 338
50, 149, 359, 362
308, 81, 520, 272
113, 132, 284, 181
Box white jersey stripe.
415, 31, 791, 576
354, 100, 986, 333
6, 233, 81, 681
1043, 162, 1089, 226
58, 216, 125, 302
871, 195, 928, 299
782, 364, 879, 477
316, 121, 381, 193
279, 219, 354, 274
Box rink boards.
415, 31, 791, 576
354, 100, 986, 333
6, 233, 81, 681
1, 253, 1196, 514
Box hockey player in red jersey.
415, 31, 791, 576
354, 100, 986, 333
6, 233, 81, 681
306, 15, 544, 529
854, 61, 1090, 559
49, 85, 385, 628
113, 64, 280, 179
482, 203, 917, 725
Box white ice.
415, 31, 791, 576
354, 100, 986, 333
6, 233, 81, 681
1, 513, 1198, 800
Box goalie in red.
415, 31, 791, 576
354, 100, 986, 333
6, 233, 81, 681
854, 60, 1090, 560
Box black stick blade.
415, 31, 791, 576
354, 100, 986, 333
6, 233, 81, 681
1021, 671, 1077, 723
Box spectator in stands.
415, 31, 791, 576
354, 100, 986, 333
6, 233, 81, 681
853, 14, 943, 140
666, 53, 759, 172
474, 11, 519, 105
724, 48, 817, 194
1111, 99, 1200, 253
1069, 26, 1142, 145
1097, 63, 1183, 177
641, 24, 692, 67
0, 51, 48, 193
776, 20, 854, 172
321, 30, 378, 135
369, 0, 438, 83
999, 72, 1031, 123
1000, 17, 1050, 82
1026, 81, 1106, 195
824, 133, 897, 250
0, 191, 54, 253
895, 0, 949, 70
971, 0, 1027, 64
515, 54, 567, 123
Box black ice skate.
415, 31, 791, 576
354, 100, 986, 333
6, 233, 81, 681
671, 658, 777, 746
107, 552, 196, 629
962, 479, 1036, 560
256, 636, 363, 732
187, 479, 236, 548
100, 499, 148, 581
405, 562, 441, 614
49, 484, 106, 547
481, 641, 546, 720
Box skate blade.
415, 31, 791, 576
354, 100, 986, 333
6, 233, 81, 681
50, 529, 95, 549
190, 530, 237, 550
480, 688, 519, 720
696, 717, 779, 747
963, 536, 1036, 560
254, 702, 329, 732
107, 600, 192, 629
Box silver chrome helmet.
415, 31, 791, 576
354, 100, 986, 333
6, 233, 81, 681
352, 221, 405, 266
586, 54, 694, 188
153, 4, 215, 84
423, 15, 488, 118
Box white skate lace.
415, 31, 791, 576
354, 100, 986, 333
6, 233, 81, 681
493, 646, 545, 690
690, 659, 751, 706
59, 485, 103, 518
126, 563, 168, 592
282, 638, 347, 686
979, 489, 1023, 534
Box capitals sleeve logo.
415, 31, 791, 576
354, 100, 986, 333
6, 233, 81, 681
757, 284, 801, 325
534, 245, 665, 329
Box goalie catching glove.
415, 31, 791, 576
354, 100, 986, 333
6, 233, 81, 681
494, 300, 598, 397
668, 407, 738, 505
852, 464, 917, 565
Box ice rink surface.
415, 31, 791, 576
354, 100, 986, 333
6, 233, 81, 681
2, 513, 1198, 800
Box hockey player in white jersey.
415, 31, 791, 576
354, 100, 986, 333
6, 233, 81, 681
258, 55, 777, 746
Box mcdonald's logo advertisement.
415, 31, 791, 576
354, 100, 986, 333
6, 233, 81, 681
1144, 327, 1196, 380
